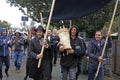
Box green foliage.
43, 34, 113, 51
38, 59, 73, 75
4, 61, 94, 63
6, 0, 120, 37
7, 0, 51, 22
0, 20, 11, 29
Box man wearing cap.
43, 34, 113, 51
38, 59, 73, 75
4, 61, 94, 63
12, 29, 24, 73
28, 25, 53, 80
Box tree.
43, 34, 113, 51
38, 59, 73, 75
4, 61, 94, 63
0, 20, 11, 29
7, 0, 51, 22
6, 0, 120, 37
71, 0, 120, 37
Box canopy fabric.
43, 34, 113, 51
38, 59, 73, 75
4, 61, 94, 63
52, 0, 112, 20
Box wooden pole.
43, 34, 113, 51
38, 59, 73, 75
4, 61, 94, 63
37, 0, 56, 68
69, 20, 72, 28
61, 20, 65, 28
94, 0, 119, 79
40, 12, 43, 25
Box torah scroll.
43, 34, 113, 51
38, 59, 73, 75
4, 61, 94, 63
57, 28, 71, 49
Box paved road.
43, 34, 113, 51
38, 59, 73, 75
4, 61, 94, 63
2, 55, 120, 80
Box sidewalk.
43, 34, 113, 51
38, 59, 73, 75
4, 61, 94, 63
112, 74, 120, 80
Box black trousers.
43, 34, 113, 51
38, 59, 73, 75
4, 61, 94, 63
0, 56, 10, 78
53, 47, 59, 64
24, 58, 30, 78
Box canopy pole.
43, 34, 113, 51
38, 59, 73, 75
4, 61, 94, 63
94, 0, 119, 79
69, 20, 72, 28
37, 0, 56, 68
40, 12, 43, 25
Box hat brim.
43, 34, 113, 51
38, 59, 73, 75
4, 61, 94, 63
35, 29, 45, 33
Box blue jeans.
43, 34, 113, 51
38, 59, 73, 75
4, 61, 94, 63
13, 51, 23, 70
61, 66, 77, 80
88, 66, 104, 80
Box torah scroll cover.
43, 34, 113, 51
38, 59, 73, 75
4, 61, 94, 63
57, 28, 71, 49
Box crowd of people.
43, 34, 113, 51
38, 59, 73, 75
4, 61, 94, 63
0, 25, 112, 80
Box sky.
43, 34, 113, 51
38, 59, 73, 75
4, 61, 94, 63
0, 0, 28, 28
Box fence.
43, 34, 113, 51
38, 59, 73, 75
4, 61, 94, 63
112, 40, 120, 75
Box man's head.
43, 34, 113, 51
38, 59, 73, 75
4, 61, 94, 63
69, 25, 79, 37
35, 25, 45, 38
1, 28, 7, 37
30, 26, 36, 34
15, 29, 21, 37
53, 29, 58, 35
47, 30, 52, 36
8, 29, 13, 35
95, 31, 103, 42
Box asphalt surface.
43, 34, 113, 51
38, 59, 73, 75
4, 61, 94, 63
1, 55, 120, 80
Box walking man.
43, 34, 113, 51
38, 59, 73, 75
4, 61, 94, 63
28, 25, 53, 80
12, 29, 24, 72
59, 25, 86, 80
0, 27, 12, 79
86, 31, 112, 80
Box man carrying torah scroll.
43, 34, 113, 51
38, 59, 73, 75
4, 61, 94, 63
59, 25, 86, 80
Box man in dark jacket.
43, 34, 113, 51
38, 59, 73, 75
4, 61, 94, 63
28, 25, 53, 80
59, 25, 86, 80
52, 29, 60, 66
0, 27, 12, 79
23, 26, 36, 80
86, 31, 112, 80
